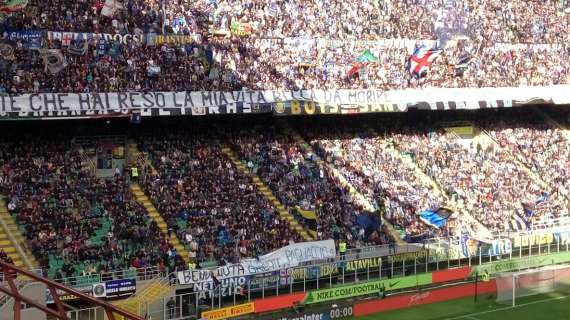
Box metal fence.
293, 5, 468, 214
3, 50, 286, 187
67, 239, 570, 320
46, 266, 163, 288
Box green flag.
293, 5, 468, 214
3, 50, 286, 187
356, 49, 378, 63
0, 0, 28, 13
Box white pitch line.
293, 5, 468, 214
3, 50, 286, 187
444, 294, 570, 320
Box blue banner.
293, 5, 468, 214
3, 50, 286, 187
105, 278, 136, 298
419, 207, 452, 229
4, 30, 42, 49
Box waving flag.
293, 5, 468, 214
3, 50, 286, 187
356, 49, 378, 63
419, 207, 453, 229
0, 0, 28, 12
348, 49, 378, 78
68, 39, 88, 55
407, 45, 443, 79
101, 0, 123, 17
347, 62, 365, 78
39, 49, 67, 74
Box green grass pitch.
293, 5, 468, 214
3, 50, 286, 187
352, 292, 570, 320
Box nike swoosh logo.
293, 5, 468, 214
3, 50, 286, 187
389, 280, 401, 288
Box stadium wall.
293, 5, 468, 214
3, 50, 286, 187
353, 280, 497, 317
246, 266, 472, 317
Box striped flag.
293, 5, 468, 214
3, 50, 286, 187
407, 45, 443, 79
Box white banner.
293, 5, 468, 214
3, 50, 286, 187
2, 85, 569, 119
177, 240, 336, 285
47, 31, 144, 45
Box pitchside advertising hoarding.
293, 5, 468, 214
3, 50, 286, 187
303, 273, 432, 304
256, 301, 354, 320
182, 245, 436, 300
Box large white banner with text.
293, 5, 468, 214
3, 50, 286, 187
177, 240, 336, 285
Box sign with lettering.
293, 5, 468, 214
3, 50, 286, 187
201, 302, 255, 320
177, 240, 336, 285
4, 30, 43, 49
3, 85, 570, 119
105, 278, 136, 298
47, 31, 145, 45
303, 273, 433, 304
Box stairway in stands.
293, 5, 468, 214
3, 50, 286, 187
0, 196, 38, 269
280, 125, 406, 245
377, 128, 492, 241
126, 140, 158, 176
221, 147, 315, 241
114, 276, 171, 320
477, 131, 551, 191
130, 184, 189, 264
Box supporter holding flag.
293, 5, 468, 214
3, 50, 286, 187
419, 207, 454, 229
348, 49, 378, 78
100, 0, 123, 17
68, 39, 88, 55
521, 202, 536, 229
453, 52, 471, 77
407, 44, 443, 79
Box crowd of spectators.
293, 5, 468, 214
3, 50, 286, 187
1, 1, 570, 93
0, 139, 181, 279
1, 0, 163, 34
138, 133, 302, 265
303, 126, 450, 241
393, 126, 569, 231
228, 125, 389, 246
4, 0, 569, 42
486, 119, 570, 214
2, 35, 570, 94
0, 111, 568, 276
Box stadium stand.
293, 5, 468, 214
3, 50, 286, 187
3, 1, 570, 319
2, 0, 568, 42
0, 0, 569, 288
227, 124, 390, 246
137, 132, 304, 264
1, 1, 570, 94
303, 125, 450, 241
393, 123, 570, 232
0, 139, 183, 279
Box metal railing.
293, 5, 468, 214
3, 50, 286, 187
1, 265, 163, 289
0, 279, 36, 311
51, 266, 163, 287
67, 240, 570, 320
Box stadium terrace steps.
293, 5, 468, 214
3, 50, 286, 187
220, 147, 315, 242
114, 277, 172, 319
129, 184, 189, 264
126, 140, 159, 176
478, 132, 551, 192
379, 129, 492, 241
279, 125, 406, 245
0, 196, 38, 269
